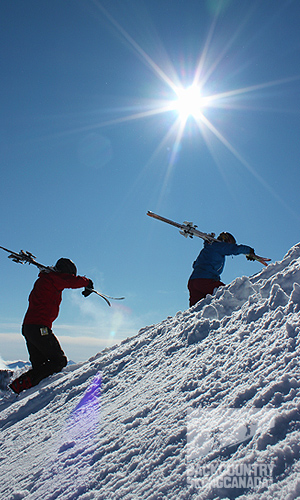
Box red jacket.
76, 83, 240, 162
23, 271, 90, 328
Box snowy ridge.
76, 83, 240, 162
1, 245, 300, 499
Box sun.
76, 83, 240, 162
172, 85, 205, 120
87, 2, 297, 211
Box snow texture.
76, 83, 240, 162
1, 244, 300, 499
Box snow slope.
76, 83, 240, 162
1, 245, 300, 500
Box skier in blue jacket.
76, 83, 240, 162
188, 232, 255, 307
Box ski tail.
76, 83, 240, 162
252, 255, 271, 267
87, 289, 125, 307
91, 290, 111, 306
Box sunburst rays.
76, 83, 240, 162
88, 1, 300, 214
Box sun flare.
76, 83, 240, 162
87, 2, 298, 212
173, 85, 205, 120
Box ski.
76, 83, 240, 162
147, 211, 218, 243
252, 255, 271, 267
93, 291, 125, 301
89, 290, 111, 306
147, 211, 271, 266
87, 289, 125, 307
0, 246, 50, 270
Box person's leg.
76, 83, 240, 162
36, 331, 67, 382
24, 331, 48, 371
22, 325, 67, 385
188, 279, 208, 307
188, 279, 225, 307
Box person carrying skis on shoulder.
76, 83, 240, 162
188, 232, 256, 307
9, 258, 93, 395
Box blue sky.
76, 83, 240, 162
1, 0, 300, 363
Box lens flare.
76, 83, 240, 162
76, 2, 300, 214
173, 85, 205, 120
59, 372, 102, 452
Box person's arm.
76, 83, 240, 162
82, 279, 94, 297
53, 273, 92, 290
217, 241, 254, 257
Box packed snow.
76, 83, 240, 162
1, 244, 300, 500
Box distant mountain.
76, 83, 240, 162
6, 359, 76, 371
6, 360, 31, 371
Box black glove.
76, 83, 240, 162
82, 279, 94, 297
246, 249, 256, 261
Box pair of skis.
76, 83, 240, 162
0, 246, 124, 306
147, 211, 271, 267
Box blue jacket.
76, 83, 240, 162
189, 240, 253, 281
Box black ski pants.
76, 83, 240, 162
22, 324, 67, 385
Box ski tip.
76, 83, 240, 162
255, 256, 271, 267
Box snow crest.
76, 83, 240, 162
1, 244, 300, 499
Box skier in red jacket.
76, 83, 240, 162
9, 258, 93, 394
